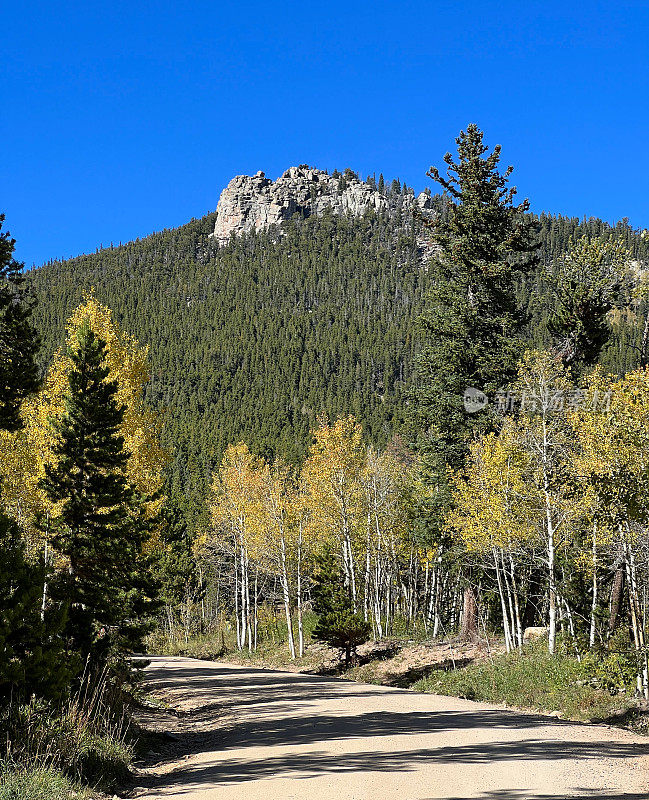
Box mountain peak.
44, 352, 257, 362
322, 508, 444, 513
210, 166, 391, 243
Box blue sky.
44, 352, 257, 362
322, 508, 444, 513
2, 1, 648, 266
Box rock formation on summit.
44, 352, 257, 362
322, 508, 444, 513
210, 166, 431, 243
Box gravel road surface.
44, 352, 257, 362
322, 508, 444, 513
132, 655, 649, 799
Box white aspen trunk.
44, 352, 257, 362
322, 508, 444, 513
422, 560, 430, 635
541, 413, 557, 655
545, 494, 557, 654
385, 574, 392, 635
341, 537, 350, 595
280, 535, 296, 659
508, 553, 523, 650
296, 522, 304, 657
450, 574, 462, 632
589, 521, 598, 649
253, 568, 259, 651
493, 549, 512, 653
625, 546, 643, 695
409, 549, 417, 626
501, 550, 517, 651
239, 539, 249, 651
400, 580, 409, 624
625, 538, 649, 699
245, 553, 252, 652
374, 587, 383, 638
644, 582, 649, 698
373, 556, 383, 638
373, 512, 384, 638
346, 533, 357, 610
433, 565, 442, 638
427, 564, 436, 624
364, 514, 371, 625
239, 542, 247, 650
41, 538, 49, 622
234, 542, 242, 650
338, 480, 358, 611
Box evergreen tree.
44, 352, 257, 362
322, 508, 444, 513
311, 546, 370, 665
42, 321, 155, 661
547, 236, 627, 371
0, 516, 71, 701
155, 493, 198, 608
0, 214, 40, 432
412, 124, 539, 475
0, 213, 68, 700
411, 125, 539, 640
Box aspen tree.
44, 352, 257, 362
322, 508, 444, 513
447, 426, 537, 651
509, 351, 580, 654
570, 366, 649, 695
209, 443, 263, 651
302, 416, 365, 610
256, 460, 299, 658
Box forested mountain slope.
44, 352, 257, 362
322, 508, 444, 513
28, 207, 425, 504
26, 191, 649, 509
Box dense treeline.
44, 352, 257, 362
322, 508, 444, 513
28, 208, 423, 518
26, 191, 649, 529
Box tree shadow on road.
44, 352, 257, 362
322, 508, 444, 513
132, 737, 648, 795
133, 660, 648, 797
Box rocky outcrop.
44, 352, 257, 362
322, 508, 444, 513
210, 165, 431, 243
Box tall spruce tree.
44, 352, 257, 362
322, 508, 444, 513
413, 124, 539, 475
42, 321, 155, 661
0, 214, 40, 432
0, 214, 69, 699
411, 126, 539, 639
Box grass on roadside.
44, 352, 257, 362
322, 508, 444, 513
149, 629, 330, 672
0, 762, 96, 800
413, 643, 635, 722
0, 669, 135, 798
147, 610, 436, 673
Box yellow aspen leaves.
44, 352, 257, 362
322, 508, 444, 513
0, 292, 166, 547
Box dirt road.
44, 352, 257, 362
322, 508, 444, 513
132, 655, 649, 799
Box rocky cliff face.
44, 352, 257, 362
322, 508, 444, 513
211, 166, 431, 243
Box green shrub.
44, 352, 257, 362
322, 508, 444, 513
414, 642, 634, 721
580, 630, 639, 694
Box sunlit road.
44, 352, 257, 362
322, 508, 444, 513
132, 656, 649, 800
